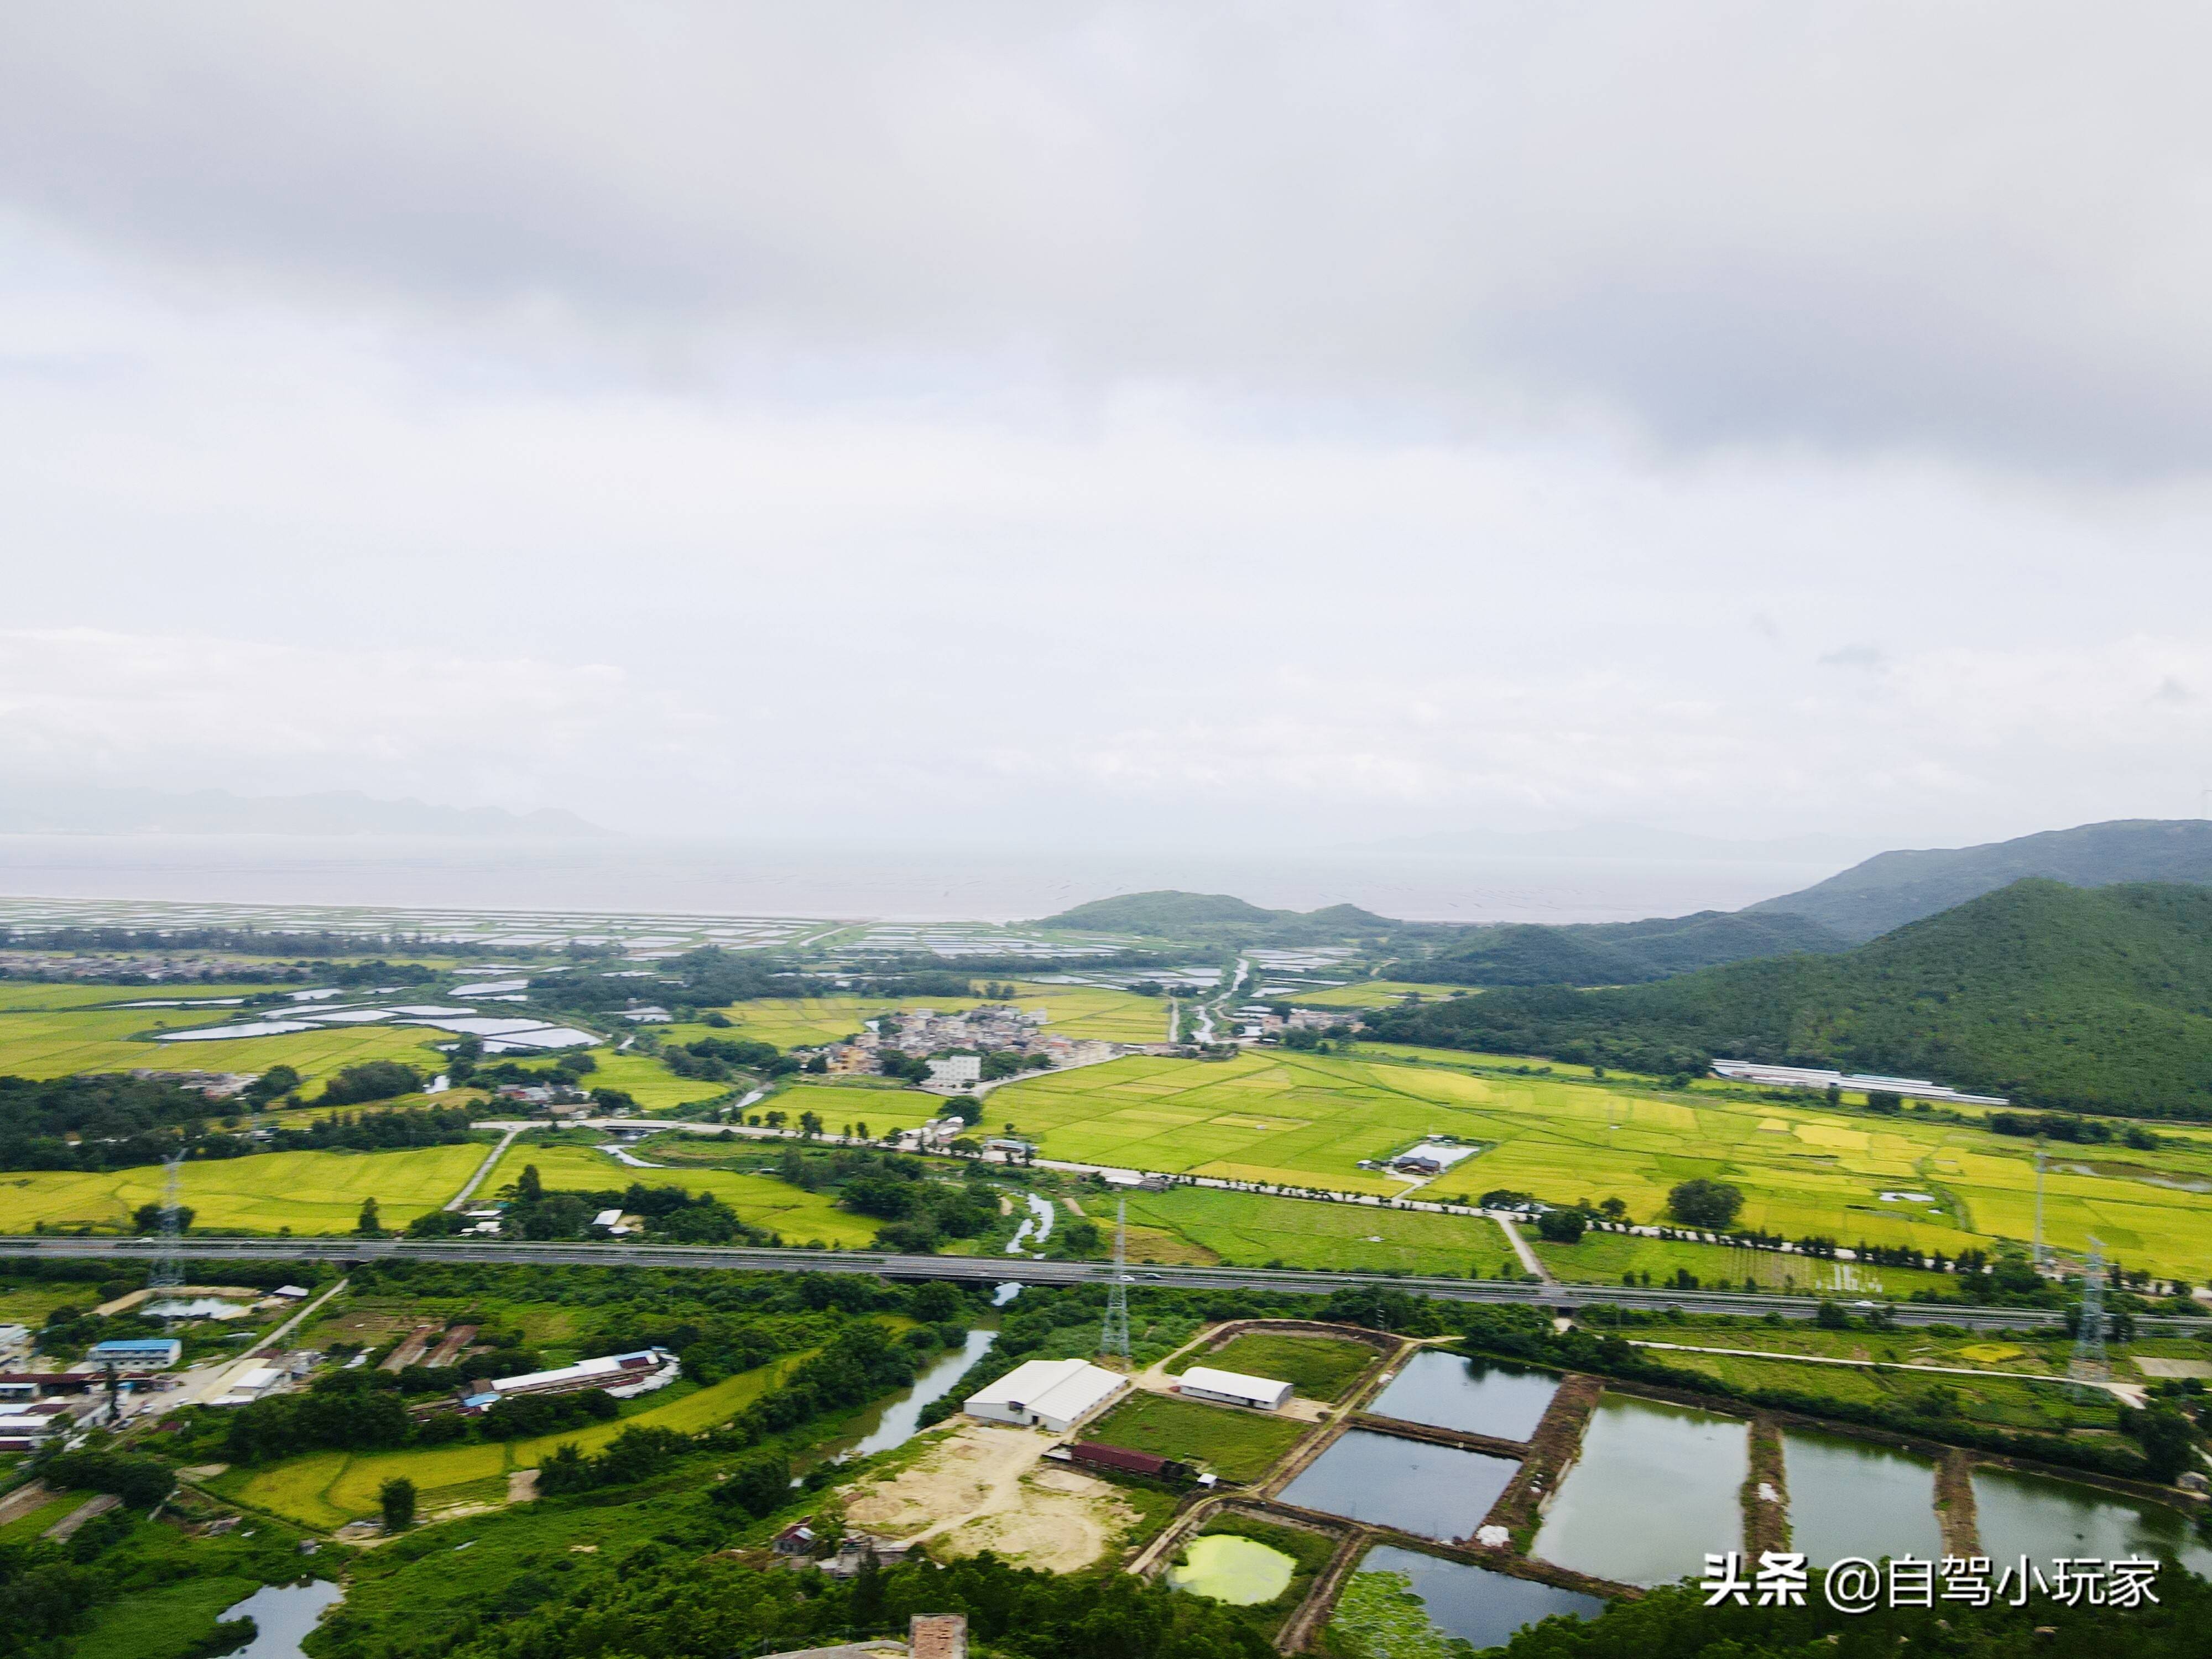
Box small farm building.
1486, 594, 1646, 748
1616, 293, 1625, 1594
87, 1338, 182, 1373
1176, 1365, 1294, 1411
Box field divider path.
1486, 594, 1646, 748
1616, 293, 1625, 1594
1496, 1216, 1553, 1283
1272, 1520, 1373, 1655
1474, 1371, 1603, 1550
1935, 1449, 1980, 1556
446, 1126, 524, 1211
1744, 1416, 1787, 1556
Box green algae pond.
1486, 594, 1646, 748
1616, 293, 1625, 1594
1168, 1535, 1298, 1605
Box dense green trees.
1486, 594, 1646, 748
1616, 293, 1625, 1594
317, 1061, 424, 1105
1667, 1178, 1744, 1228
1369, 880, 2212, 1119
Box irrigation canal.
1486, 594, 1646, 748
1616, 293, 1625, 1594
0, 1236, 2196, 1334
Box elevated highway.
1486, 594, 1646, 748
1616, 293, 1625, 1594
3, 1235, 2194, 1335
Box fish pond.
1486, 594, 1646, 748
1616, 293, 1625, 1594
1168, 1535, 1297, 1605
1333, 1545, 1605, 1653
1533, 1396, 1746, 1587
1281, 1429, 1518, 1539
1971, 1466, 2212, 1576
1366, 1352, 1559, 1443
1781, 1427, 1943, 1567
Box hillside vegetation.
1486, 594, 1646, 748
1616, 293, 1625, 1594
1390, 907, 1849, 986
1036, 890, 1396, 942
1368, 880, 2212, 1118
1747, 817, 2212, 941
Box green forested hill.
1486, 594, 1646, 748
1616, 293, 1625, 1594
1036, 890, 1396, 941
1368, 880, 2212, 1117
1391, 908, 1849, 985
1747, 817, 2212, 941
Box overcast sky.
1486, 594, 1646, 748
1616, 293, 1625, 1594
7, 3, 2212, 851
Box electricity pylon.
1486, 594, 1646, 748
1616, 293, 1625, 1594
2069, 1237, 2110, 1399
1099, 1196, 1131, 1364
149, 1153, 186, 1291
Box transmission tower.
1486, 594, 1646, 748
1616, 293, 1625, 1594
149, 1153, 186, 1292
1098, 1195, 1131, 1364
2068, 1237, 2110, 1399
2032, 1142, 2048, 1267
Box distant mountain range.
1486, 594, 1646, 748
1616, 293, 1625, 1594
0, 784, 609, 838
1745, 818, 2212, 942
1370, 879, 2212, 1118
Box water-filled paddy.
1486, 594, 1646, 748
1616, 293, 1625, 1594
1350, 1545, 1605, 1650
1971, 1467, 2212, 1577
1367, 1352, 1558, 1442
1534, 1396, 1746, 1587
1281, 1429, 1518, 1539
1168, 1535, 1297, 1605
1781, 1428, 1942, 1566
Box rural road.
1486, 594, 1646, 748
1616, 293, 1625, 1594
445, 1126, 524, 1211
4, 1236, 2195, 1336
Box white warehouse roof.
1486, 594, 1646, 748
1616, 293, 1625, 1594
964, 1358, 1126, 1431
1178, 1365, 1295, 1408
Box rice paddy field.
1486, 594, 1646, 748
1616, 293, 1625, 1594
219, 1355, 803, 1528
0, 1143, 490, 1234
1113, 1185, 1510, 1276
757, 1083, 948, 1136
1289, 983, 1446, 1009
479, 1141, 883, 1247
989, 1050, 2212, 1280
585, 1050, 732, 1112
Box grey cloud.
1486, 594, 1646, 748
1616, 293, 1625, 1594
6, 4, 2212, 470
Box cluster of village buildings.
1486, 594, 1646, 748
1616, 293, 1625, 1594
803, 1003, 1124, 1085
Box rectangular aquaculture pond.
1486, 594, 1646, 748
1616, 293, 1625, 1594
1331, 1544, 1607, 1653
1366, 1352, 1560, 1442
1281, 1428, 1519, 1540
1533, 1395, 1747, 1587
1781, 1427, 1943, 1567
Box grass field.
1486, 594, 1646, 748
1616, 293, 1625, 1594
1531, 1230, 1961, 1298
987, 1050, 2212, 1279
74, 1575, 262, 1659
226, 1357, 801, 1527
1643, 1345, 2116, 1434
1169, 1332, 1377, 1400
0, 1142, 489, 1234
1115, 1186, 1509, 1275
1086, 1392, 1310, 1481
482, 1142, 883, 1246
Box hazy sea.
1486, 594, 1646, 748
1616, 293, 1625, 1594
0, 836, 1846, 925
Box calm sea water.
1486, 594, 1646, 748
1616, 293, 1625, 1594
0, 835, 1840, 925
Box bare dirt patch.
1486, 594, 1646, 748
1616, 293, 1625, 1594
843, 1421, 1138, 1573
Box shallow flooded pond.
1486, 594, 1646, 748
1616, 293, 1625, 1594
1782, 1428, 1943, 1566
1367, 1352, 1559, 1443
1345, 1545, 1605, 1650
1971, 1466, 2212, 1576
1534, 1396, 1747, 1587
1281, 1428, 1519, 1539
1169, 1535, 1297, 1604
220, 1579, 345, 1659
